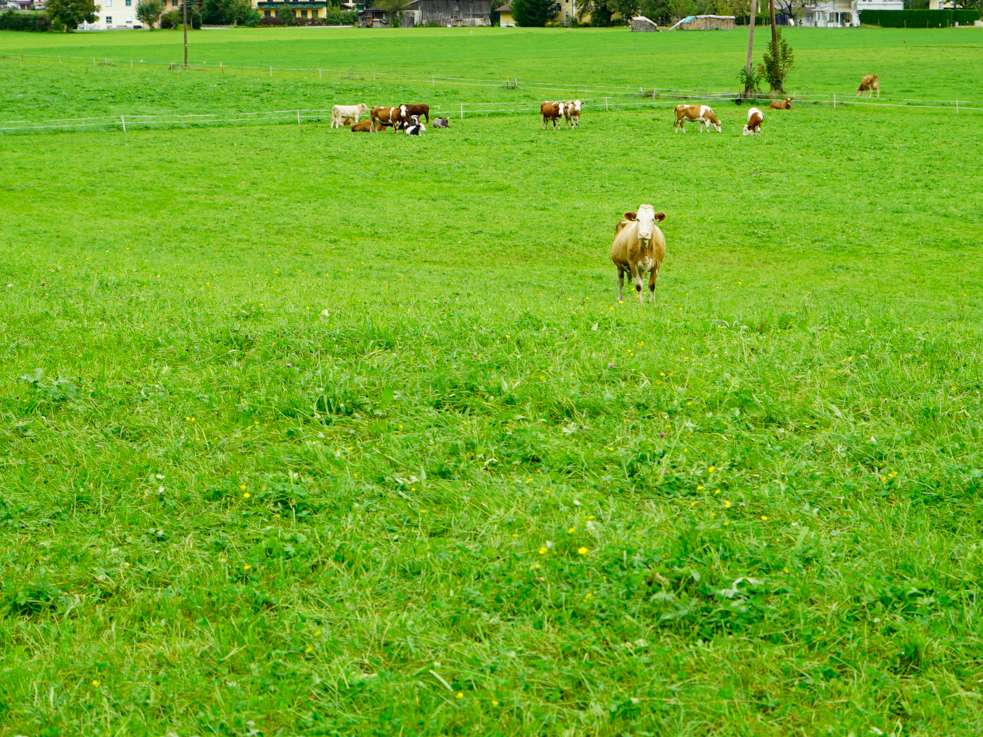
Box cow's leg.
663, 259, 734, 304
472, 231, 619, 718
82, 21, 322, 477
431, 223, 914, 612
631, 267, 644, 303
617, 268, 625, 302
648, 267, 660, 302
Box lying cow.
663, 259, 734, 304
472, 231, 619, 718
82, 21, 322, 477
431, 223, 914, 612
400, 103, 430, 124
432, 117, 449, 128
351, 119, 376, 132
371, 106, 404, 133
673, 104, 722, 133
769, 97, 792, 110
404, 115, 425, 136
331, 103, 369, 128
857, 74, 880, 98
743, 107, 764, 136
564, 100, 582, 128
610, 205, 667, 303
540, 101, 566, 129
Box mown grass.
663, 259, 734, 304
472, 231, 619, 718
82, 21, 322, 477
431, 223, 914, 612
1, 26, 982, 737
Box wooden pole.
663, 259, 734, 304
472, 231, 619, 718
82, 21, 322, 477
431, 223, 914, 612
744, 0, 758, 98
182, 0, 189, 69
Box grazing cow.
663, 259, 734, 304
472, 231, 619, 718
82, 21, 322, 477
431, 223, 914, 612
331, 103, 369, 128
432, 117, 450, 128
540, 101, 565, 129
371, 106, 405, 132
673, 104, 722, 133
404, 115, 425, 136
351, 119, 376, 132
769, 97, 792, 110
564, 99, 582, 128
400, 103, 430, 123
743, 107, 764, 136
857, 74, 880, 98
610, 204, 667, 303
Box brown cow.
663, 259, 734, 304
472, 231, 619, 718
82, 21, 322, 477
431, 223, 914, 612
673, 104, 722, 133
540, 101, 565, 129
563, 100, 582, 128
769, 97, 792, 110
351, 119, 376, 132
610, 204, 667, 303
742, 107, 764, 136
400, 103, 430, 123
371, 106, 405, 132
857, 74, 880, 98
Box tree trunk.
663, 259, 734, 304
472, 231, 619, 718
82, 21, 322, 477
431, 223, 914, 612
744, 0, 758, 98
769, 0, 781, 92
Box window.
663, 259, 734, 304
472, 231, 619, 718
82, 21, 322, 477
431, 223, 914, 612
105, 15, 112, 23
104, 0, 111, 6
126, 0, 131, 6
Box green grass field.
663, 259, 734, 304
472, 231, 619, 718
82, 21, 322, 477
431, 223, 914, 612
1, 26, 982, 737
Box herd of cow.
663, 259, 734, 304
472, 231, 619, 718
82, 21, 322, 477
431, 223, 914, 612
330, 103, 449, 134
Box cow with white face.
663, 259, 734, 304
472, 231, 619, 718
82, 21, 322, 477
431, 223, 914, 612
610, 204, 668, 303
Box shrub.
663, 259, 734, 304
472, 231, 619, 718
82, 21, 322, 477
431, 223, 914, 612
160, 6, 202, 28
0, 10, 52, 31
859, 9, 979, 27
512, 0, 558, 26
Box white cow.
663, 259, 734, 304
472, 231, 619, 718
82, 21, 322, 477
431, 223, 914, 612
331, 104, 369, 129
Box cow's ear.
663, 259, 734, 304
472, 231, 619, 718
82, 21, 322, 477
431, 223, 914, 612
654, 212, 666, 222
623, 211, 637, 221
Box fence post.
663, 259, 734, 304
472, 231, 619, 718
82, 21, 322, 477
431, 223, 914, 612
120, 115, 127, 134
833, 93, 837, 110
460, 103, 464, 120
319, 68, 323, 80
605, 97, 609, 111
955, 99, 960, 114
220, 62, 224, 73
297, 110, 301, 126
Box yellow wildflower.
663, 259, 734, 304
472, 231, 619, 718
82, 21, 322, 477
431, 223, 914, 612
708, 466, 717, 474
91, 679, 101, 688
242, 492, 251, 500
577, 547, 589, 556
760, 515, 769, 521
456, 692, 464, 700
538, 547, 548, 555
243, 563, 252, 571
723, 500, 732, 509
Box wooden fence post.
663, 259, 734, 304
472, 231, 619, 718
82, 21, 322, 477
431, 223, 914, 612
120, 115, 127, 134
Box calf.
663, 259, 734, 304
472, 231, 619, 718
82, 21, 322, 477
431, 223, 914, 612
351, 119, 376, 132
610, 205, 667, 303
404, 115, 425, 136
540, 101, 565, 129
743, 107, 764, 136
857, 74, 880, 98
432, 117, 450, 128
564, 99, 582, 128
769, 97, 792, 110
673, 104, 722, 133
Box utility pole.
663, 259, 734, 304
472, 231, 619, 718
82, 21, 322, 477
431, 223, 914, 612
744, 0, 758, 98
182, 0, 189, 69
769, 0, 778, 58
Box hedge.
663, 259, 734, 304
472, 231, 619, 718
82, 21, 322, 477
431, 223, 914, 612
258, 11, 356, 26
0, 10, 51, 31
859, 9, 980, 27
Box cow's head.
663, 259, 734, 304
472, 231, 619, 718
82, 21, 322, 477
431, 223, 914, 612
635, 205, 665, 244
785, 97, 792, 107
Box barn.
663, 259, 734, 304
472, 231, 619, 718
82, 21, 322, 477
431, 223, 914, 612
402, 0, 493, 25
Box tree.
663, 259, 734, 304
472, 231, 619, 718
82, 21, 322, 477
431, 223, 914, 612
137, 0, 163, 28
512, 0, 558, 26
759, 25, 793, 92
276, 5, 295, 23
372, 0, 406, 25
46, 0, 97, 30
741, 0, 757, 97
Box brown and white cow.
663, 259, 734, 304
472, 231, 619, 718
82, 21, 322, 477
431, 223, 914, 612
351, 119, 376, 132
673, 104, 722, 133
769, 97, 792, 110
540, 101, 566, 129
400, 103, 430, 124
563, 100, 582, 128
371, 106, 405, 132
857, 74, 880, 98
743, 107, 764, 136
610, 205, 667, 303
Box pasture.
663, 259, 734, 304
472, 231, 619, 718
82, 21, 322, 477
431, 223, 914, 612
1, 25, 982, 737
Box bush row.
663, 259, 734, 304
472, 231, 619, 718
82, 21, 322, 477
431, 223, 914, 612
258, 10, 356, 26
859, 9, 980, 27
0, 10, 51, 31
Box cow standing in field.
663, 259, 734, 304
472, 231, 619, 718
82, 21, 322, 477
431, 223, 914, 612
371, 106, 404, 132
400, 103, 430, 124
331, 104, 369, 128
673, 104, 722, 133
857, 75, 880, 98
769, 97, 792, 110
610, 204, 667, 303
564, 100, 582, 128
743, 107, 764, 135
541, 101, 566, 129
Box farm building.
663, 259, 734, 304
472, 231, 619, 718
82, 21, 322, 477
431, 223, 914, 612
669, 14, 736, 30
400, 0, 492, 25
495, 0, 579, 26
256, 0, 363, 21
496, 2, 514, 26
800, 0, 902, 27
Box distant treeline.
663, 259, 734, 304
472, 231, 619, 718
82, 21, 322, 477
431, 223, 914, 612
0, 10, 51, 31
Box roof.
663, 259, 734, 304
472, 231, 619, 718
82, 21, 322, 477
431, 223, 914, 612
496, 2, 511, 9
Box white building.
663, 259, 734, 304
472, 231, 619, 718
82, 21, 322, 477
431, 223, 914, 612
79, 0, 141, 29
801, 0, 902, 27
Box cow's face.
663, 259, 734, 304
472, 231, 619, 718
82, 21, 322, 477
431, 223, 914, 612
636, 205, 657, 243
